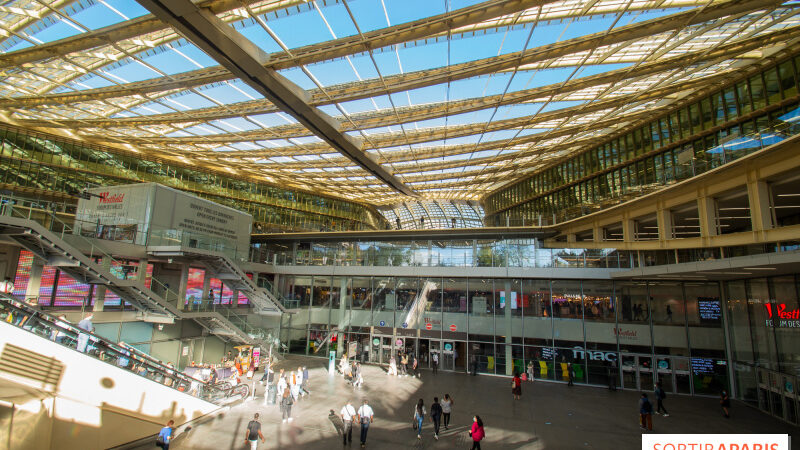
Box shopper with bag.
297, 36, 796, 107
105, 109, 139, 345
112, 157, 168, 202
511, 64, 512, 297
357, 399, 374, 448
469, 415, 485, 450
156, 420, 174, 449
340, 400, 357, 445
413, 398, 425, 440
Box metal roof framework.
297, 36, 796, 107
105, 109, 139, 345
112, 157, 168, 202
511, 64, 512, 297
0, 0, 797, 204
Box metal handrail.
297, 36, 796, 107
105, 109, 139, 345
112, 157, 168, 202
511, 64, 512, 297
0, 294, 239, 403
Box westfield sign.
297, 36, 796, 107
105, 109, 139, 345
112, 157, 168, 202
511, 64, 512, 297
98, 192, 125, 204
764, 303, 800, 328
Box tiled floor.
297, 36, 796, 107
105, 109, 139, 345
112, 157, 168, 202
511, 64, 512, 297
145, 355, 798, 449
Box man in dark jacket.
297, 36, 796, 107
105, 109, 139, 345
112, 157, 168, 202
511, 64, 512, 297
654, 382, 669, 416
639, 393, 653, 431
430, 397, 443, 440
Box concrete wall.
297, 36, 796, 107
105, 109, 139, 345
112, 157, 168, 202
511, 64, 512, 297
0, 322, 219, 450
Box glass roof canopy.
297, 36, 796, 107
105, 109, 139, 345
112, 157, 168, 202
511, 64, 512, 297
0, 0, 798, 206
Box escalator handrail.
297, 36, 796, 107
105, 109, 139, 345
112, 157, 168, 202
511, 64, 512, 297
0, 295, 231, 401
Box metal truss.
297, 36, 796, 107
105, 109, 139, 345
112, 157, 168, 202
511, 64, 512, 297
0, 0, 797, 204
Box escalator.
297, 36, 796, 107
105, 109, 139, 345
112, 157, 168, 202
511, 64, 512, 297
0, 295, 247, 450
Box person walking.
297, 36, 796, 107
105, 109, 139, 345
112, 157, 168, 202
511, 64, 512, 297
639, 393, 653, 431
526, 360, 534, 382
430, 397, 443, 440
296, 366, 305, 397
469, 415, 485, 450
432, 352, 439, 375
441, 394, 454, 430
280, 386, 294, 423
607, 361, 618, 391
302, 366, 310, 395
245, 413, 266, 449
357, 399, 374, 448
720, 390, 731, 418
76, 313, 94, 353
567, 362, 575, 386
412, 355, 419, 378
654, 382, 669, 417
470, 355, 477, 376
413, 398, 425, 440
401, 353, 409, 376
291, 369, 301, 402
341, 400, 357, 445
388, 356, 398, 376
512, 372, 522, 400
156, 420, 174, 450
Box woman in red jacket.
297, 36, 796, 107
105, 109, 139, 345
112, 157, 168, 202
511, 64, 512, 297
469, 415, 485, 450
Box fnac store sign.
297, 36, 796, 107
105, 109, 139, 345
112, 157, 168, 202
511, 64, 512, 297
764, 303, 800, 328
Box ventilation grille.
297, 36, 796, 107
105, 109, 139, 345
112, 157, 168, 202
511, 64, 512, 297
0, 343, 64, 389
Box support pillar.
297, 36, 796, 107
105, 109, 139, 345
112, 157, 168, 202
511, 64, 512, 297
201, 270, 211, 303
592, 224, 602, 243
178, 263, 189, 310
93, 257, 112, 312
135, 258, 148, 283
621, 217, 635, 243
697, 196, 718, 237
336, 277, 348, 358
657, 207, 673, 241
504, 279, 513, 376
747, 179, 773, 233
25, 259, 44, 302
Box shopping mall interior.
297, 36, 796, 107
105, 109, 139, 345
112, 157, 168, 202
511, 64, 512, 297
0, 0, 798, 448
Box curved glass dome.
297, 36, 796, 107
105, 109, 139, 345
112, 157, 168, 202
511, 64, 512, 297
379, 201, 484, 230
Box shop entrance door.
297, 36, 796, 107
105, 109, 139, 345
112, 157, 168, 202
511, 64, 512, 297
425, 340, 459, 371
654, 356, 692, 394
758, 367, 799, 424
621, 354, 655, 391
441, 341, 457, 371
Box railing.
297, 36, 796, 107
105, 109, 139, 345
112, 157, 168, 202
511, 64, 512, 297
255, 277, 299, 309
488, 106, 800, 226
0, 294, 248, 404
0, 195, 141, 279
0, 193, 248, 264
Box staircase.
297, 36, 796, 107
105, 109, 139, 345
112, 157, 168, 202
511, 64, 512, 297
147, 246, 285, 315
0, 208, 271, 346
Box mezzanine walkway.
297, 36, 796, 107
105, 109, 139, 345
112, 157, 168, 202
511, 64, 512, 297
134, 355, 798, 449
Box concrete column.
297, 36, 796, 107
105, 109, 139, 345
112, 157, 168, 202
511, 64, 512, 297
336, 277, 348, 358
621, 218, 635, 242
135, 258, 148, 283
566, 233, 577, 243
747, 180, 773, 232
504, 279, 513, 376
231, 288, 239, 306
93, 257, 112, 312
272, 273, 280, 295
201, 270, 211, 302
178, 263, 189, 310
592, 225, 602, 243
25, 259, 44, 302
657, 207, 673, 241
697, 196, 718, 237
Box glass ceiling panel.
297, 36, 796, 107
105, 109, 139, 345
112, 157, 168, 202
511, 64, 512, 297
0, 0, 795, 206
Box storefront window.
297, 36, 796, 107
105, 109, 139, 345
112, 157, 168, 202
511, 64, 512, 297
650, 281, 689, 356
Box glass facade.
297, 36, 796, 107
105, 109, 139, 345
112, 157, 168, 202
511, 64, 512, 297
0, 124, 386, 232
485, 53, 800, 226
725, 274, 800, 425
278, 275, 729, 396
